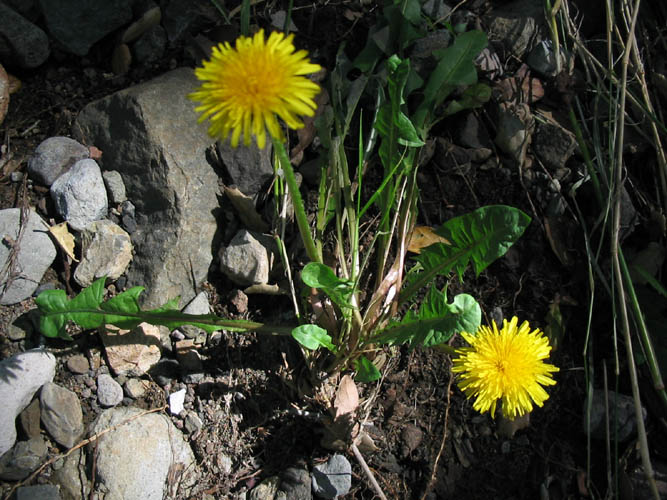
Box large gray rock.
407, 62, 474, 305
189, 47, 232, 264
0, 349, 56, 456
0, 208, 57, 305
40, 382, 84, 449
0, 2, 49, 68
73, 68, 220, 308
73, 220, 133, 287
27, 136, 90, 187
37, 0, 133, 56
50, 159, 108, 231
89, 406, 197, 500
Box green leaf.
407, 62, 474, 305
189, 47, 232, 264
301, 262, 356, 311
291, 324, 336, 352
400, 205, 530, 303
414, 30, 488, 129
441, 83, 492, 117
35, 277, 267, 340
377, 290, 481, 347
354, 356, 382, 382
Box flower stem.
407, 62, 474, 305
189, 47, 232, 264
271, 137, 322, 264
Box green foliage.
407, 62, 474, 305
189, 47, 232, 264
35, 277, 264, 340
301, 262, 356, 312
375, 288, 481, 348
401, 205, 531, 303
292, 324, 337, 352
354, 356, 382, 382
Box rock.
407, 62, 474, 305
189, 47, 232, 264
0, 437, 48, 480
89, 406, 197, 500
457, 112, 491, 150
149, 358, 180, 386
249, 476, 281, 500
175, 339, 203, 372
400, 424, 423, 457
39, 382, 84, 448
37, 0, 133, 56
230, 289, 249, 314
124, 378, 149, 399
179, 291, 211, 340
51, 448, 89, 500
162, 0, 213, 42
100, 323, 162, 377
527, 39, 568, 78
0, 349, 55, 456
50, 159, 108, 231
15, 483, 61, 500
219, 229, 276, 286
494, 103, 534, 166
73, 220, 133, 287
132, 24, 167, 64
184, 411, 202, 434
312, 454, 352, 499
0, 208, 57, 305
97, 374, 123, 407
169, 388, 186, 415
102, 170, 127, 204
40, 382, 84, 449
587, 390, 646, 442
485, 0, 547, 59
19, 398, 42, 439
217, 139, 274, 197
422, 0, 452, 20
66, 355, 90, 374
73, 68, 220, 308
0, 2, 50, 68
532, 119, 577, 171
280, 466, 312, 500
27, 136, 90, 187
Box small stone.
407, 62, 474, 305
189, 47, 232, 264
169, 388, 186, 415
184, 411, 202, 433
50, 158, 108, 231
229, 289, 248, 314
15, 484, 61, 500
219, 229, 276, 286
27, 136, 89, 186
100, 323, 162, 377
73, 219, 133, 287
19, 398, 41, 439
102, 170, 127, 204
67, 355, 90, 374
133, 24, 167, 64
40, 382, 84, 448
280, 466, 310, 499
149, 358, 179, 386
175, 339, 203, 372
97, 374, 123, 407
0, 437, 48, 480
249, 476, 280, 500
312, 454, 351, 499
124, 378, 149, 399
400, 424, 423, 457
217, 453, 232, 475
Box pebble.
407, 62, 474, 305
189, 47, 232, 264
169, 388, 186, 415
27, 136, 89, 186
67, 355, 90, 374
15, 484, 61, 500
40, 382, 84, 448
0, 436, 48, 480
97, 374, 123, 407
312, 454, 352, 499
124, 378, 149, 399
102, 170, 127, 204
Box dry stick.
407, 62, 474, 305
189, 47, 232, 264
610, 1, 660, 498
350, 443, 387, 500
3, 405, 167, 500
420, 359, 454, 500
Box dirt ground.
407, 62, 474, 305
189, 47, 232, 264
2, 1, 666, 499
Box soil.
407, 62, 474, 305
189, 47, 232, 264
1, 1, 666, 499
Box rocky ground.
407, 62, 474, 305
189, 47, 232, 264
1, 0, 667, 499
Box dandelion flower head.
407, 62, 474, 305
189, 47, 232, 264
189, 29, 322, 149
452, 316, 559, 420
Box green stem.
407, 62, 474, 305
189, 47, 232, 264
271, 137, 322, 264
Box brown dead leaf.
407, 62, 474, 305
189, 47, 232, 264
224, 185, 269, 233
49, 222, 78, 261
544, 215, 575, 267
334, 374, 359, 420
407, 226, 450, 254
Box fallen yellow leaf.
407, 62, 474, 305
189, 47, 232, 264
49, 222, 78, 261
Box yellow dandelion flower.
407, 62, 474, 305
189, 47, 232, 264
452, 316, 559, 420
189, 29, 322, 149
